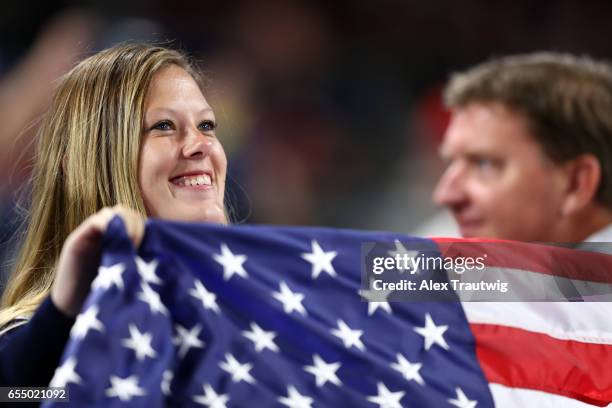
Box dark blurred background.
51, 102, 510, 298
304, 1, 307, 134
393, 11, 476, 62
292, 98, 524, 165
1, 0, 612, 270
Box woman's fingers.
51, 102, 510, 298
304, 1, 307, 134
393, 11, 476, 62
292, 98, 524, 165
51, 205, 145, 317
111, 205, 145, 249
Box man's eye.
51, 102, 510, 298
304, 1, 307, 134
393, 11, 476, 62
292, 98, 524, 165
198, 120, 217, 132
472, 157, 502, 177
152, 121, 173, 131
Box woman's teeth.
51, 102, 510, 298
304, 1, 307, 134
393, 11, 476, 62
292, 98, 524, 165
174, 175, 212, 186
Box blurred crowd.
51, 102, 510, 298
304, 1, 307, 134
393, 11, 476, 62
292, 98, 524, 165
2, 0, 612, 279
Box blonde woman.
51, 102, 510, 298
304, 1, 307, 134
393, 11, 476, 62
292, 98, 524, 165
0, 43, 228, 386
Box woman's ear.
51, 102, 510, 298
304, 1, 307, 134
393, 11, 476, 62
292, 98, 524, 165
561, 154, 602, 216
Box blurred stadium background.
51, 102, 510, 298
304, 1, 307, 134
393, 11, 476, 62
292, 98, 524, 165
1, 0, 612, 282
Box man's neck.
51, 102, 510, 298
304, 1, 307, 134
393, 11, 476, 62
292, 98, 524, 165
563, 205, 612, 242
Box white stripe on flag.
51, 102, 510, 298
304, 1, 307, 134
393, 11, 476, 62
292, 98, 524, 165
450, 266, 612, 301
463, 302, 612, 344
490, 383, 612, 408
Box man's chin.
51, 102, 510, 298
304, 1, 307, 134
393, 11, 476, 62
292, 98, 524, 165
458, 223, 488, 239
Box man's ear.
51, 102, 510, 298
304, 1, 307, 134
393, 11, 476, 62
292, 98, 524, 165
561, 154, 601, 216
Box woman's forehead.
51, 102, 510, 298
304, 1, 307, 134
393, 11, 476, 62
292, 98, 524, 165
145, 65, 210, 111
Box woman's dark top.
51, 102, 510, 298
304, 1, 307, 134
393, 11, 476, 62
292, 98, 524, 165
0, 296, 75, 387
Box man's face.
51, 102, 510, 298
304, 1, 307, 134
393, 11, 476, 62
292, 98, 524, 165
433, 102, 568, 241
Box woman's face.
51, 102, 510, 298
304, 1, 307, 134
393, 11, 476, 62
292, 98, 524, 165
139, 64, 227, 223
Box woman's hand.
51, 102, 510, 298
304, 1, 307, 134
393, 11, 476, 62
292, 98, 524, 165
51, 205, 145, 317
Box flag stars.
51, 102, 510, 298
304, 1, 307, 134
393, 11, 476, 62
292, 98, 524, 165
121, 324, 157, 361
173, 323, 205, 358
366, 382, 405, 408
278, 385, 313, 408
414, 313, 449, 351
213, 243, 248, 280
92, 263, 125, 291
273, 281, 307, 316
219, 353, 256, 384
331, 319, 365, 351
137, 282, 168, 315
189, 280, 220, 313
193, 384, 229, 408
367, 301, 391, 316
390, 353, 424, 386
242, 322, 279, 353
136, 257, 162, 285
387, 240, 419, 274
105, 374, 146, 401
50, 357, 82, 388
70, 305, 104, 339
359, 278, 393, 316
301, 240, 337, 279
448, 387, 477, 408
304, 354, 342, 387
161, 370, 173, 396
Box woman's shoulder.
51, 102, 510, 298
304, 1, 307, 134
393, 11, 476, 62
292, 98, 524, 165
0, 316, 29, 338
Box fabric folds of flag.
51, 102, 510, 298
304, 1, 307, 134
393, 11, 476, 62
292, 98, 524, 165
43, 218, 612, 407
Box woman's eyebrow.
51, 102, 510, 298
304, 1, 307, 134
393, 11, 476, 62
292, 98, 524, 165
146, 107, 214, 115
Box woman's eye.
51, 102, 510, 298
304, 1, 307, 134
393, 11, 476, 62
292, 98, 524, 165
476, 158, 493, 170
152, 121, 173, 131
198, 120, 216, 132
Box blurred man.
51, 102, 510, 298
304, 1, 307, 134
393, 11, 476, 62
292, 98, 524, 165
433, 53, 612, 242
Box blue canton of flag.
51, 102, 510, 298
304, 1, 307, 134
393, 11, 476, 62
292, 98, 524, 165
43, 217, 494, 407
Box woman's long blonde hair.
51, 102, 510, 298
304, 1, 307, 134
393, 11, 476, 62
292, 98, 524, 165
0, 43, 206, 326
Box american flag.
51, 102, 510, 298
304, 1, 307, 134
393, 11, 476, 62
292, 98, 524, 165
43, 218, 612, 407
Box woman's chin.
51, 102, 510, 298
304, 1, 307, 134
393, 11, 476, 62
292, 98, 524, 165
151, 204, 228, 225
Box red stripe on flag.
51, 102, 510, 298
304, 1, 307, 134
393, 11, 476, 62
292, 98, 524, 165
432, 238, 612, 284
470, 323, 612, 406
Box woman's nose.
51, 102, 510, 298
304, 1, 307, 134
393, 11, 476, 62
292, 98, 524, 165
182, 130, 212, 159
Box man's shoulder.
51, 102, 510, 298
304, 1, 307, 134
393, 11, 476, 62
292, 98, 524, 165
584, 223, 612, 242
578, 223, 612, 254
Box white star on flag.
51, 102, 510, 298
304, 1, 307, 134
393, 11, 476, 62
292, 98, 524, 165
387, 239, 419, 274
390, 353, 425, 385
137, 282, 168, 315
331, 319, 365, 351
273, 281, 307, 316
213, 243, 248, 280
359, 278, 392, 316
448, 387, 478, 408
92, 263, 125, 291
105, 374, 146, 401
219, 353, 256, 384
121, 323, 157, 361
161, 370, 173, 396
366, 300, 391, 316
193, 383, 229, 408
70, 305, 104, 339
414, 313, 449, 351
49, 356, 82, 388
173, 323, 205, 358
303, 354, 342, 387
301, 240, 337, 279
278, 385, 313, 408
366, 382, 405, 408
242, 322, 279, 353
189, 280, 220, 313
135, 256, 162, 285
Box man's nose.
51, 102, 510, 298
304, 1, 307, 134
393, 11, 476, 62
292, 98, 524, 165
433, 163, 467, 206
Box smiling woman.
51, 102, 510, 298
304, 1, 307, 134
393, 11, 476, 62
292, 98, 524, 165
140, 64, 227, 223
0, 43, 228, 387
